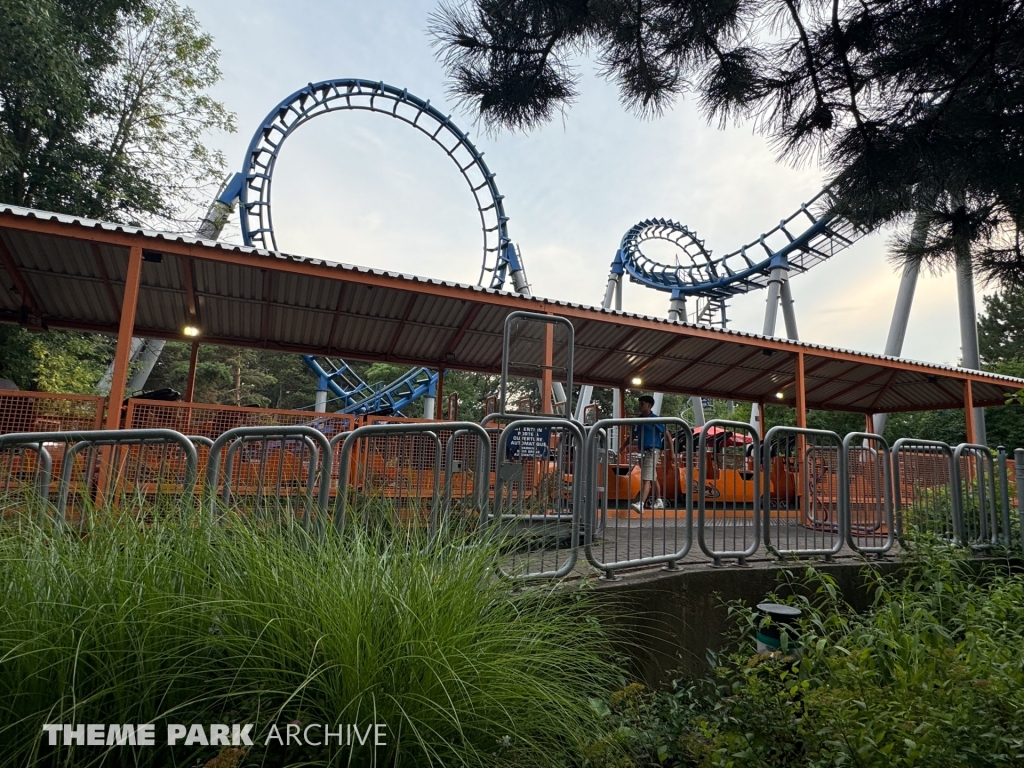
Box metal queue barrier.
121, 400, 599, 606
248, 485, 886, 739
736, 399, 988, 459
206, 426, 332, 529
0, 429, 198, 527
697, 420, 761, 566
763, 426, 844, 559
840, 433, 895, 557
583, 416, 692, 579
333, 421, 491, 538
0, 423, 1021, 574
891, 438, 958, 545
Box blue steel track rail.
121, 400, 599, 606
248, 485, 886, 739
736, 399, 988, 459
219, 78, 527, 415
232, 78, 522, 291
618, 187, 862, 302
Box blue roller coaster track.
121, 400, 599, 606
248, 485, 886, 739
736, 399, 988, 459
215, 78, 530, 416
614, 186, 863, 324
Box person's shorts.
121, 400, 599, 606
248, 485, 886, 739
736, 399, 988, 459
640, 449, 662, 482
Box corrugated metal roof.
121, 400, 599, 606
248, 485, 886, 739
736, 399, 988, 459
0, 202, 1022, 414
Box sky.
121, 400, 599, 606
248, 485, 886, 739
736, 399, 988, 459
188, 0, 980, 368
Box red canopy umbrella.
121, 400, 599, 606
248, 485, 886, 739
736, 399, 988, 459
701, 425, 753, 446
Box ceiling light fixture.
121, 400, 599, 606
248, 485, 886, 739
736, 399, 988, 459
775, 391, 785, 399
183, 325, 201, 338
630, 377, 643, 386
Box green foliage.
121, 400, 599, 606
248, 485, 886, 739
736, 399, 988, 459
579, 542, 1024, 767
0, 326, 114, 393
0, 0, 233, 226
0, 512, 619, 767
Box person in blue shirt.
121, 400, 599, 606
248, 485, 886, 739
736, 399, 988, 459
620, 394, 666, 513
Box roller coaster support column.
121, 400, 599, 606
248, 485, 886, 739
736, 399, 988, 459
574, 263, 624, 422
314, 384, 328, 413
956, 243, 986, 445
667, 289, 706, 425
423, 375, 438, 420
751, 263, 798, 433
872, 212, 927, 436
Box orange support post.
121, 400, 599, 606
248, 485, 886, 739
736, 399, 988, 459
964, 379, 976, 444
865, 413, 875, 434
795, 351, 807, 429
184, 341, 200, 403
105, 246, 143, 430
541, 322, 554, 414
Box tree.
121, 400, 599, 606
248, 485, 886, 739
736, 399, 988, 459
0, 0, 233, 394
0, 0, 233, 227
430, 0, 1024, 283
978, 285, 1024, 448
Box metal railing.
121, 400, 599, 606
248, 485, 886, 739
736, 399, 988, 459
0, 429, 198, 527
763, 426, 844, 559
0, 438, 52, 512
491, 418, 584, 579
840, 433, 894, 557
696, 420, 761, 566
2, 420, 1024, 575
891, 438, 957, 545
206, 426, 332, 529
583, 417, 693, 578
334, 421, 491, 538
953, 443, 1000, 551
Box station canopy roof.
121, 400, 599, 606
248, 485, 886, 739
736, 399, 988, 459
0, 203, 1021, 415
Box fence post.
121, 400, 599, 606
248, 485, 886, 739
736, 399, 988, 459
997, 446, 1012, 549
1016, 448, 1024, 555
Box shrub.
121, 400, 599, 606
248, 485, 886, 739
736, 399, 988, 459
0, 512, 619, 767
580, 539, 1024, 767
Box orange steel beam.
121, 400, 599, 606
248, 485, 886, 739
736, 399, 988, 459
184, 340, 200, 402
795, 352, 807, 429
541, 322, 554, 414
865, 414, 874, 433
795, 352, 807, 523
91, 243, 121, 319
435, 366, 445, 416
443, 303, 482, 359
964, 379, 976, 444
386, 294, 417, 358
105, 245, 143, 430
0, 236, 42, 317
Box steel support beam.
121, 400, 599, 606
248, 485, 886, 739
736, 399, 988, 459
873, 213, 927, 435
956, 243, 987, 445
105, 246, 143, 429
